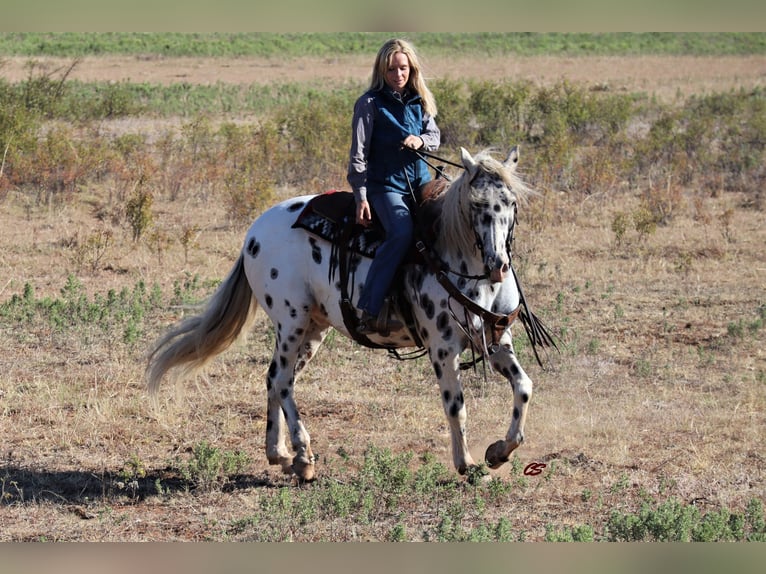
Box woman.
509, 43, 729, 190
347, 38, 441, 335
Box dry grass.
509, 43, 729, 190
1, 56, 764, 541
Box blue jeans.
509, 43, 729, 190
358, 192, 414, 317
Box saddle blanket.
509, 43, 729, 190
291, 190, 385, 259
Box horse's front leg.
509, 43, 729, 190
431, 346, 477, 474
484, 331, 534, 469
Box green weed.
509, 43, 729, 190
606, 497, 766, 541
176, 441, 250, 492
0, 274, 204, 348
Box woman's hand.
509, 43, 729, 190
356, 200, 372, 227
402, 135, 424, 150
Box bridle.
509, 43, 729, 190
407, 146, 519, 281
405, 147, 558, 368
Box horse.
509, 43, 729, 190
146, 146, 550, 481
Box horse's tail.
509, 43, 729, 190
146, 254, 257, 393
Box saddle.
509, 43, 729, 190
291, 180, 448, 348
291, 178, 448, 260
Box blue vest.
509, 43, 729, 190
366, 88, 432, 197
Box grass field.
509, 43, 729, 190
0, 33, 764, 541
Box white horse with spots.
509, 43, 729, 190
147, 146, 549, 481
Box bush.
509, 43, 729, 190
606, 497, 766, 542
177, 441, 251, 492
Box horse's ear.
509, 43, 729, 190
504, 145, 520, 172
460, 147, 478, 177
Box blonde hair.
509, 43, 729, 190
369, 38, 437, 117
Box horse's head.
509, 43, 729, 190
458, 146, 529, 283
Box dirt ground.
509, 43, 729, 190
3, 54, 766, 103
0, 54, 764, 542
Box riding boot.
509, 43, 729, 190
357, 300, 403, 336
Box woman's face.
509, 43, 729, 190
384, 51, 410, 93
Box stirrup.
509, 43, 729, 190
357, 301, 403, 337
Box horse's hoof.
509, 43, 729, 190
484, 440, 510, 469
292, 459, 316, 482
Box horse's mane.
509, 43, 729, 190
435, 150, 535, 256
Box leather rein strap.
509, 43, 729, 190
415, 240, 520, 342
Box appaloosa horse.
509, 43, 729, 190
147, 146, 552, 481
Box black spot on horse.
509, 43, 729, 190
513, 407, 520, 420
266, 418, 273, 431
522, 393, 529, 403
412, 269, 424, 290
420, 327, 429, 341
433, 361, 443, 379
279, 355, 287, 369
280, 389, 289, 399
270, 268, 279, 279
436, 312, 449, 331
449, 402, 458, 418
309, 237, 323, 264
265, 294, 273, 308
246, 238, 261, 258
421, 293, 435, 319
268, 360, 277, 379
287, 201, 306, 212
511, 363, 520, 376
443, 390, 451, 403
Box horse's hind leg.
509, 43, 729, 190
265, 317, 328, 481
483, 331, 534, 469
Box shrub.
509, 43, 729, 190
606, 497, 766, 542
177, 441, 251, 492
125, 186, 154, 241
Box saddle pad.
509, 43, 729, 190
291, 190, 384, 259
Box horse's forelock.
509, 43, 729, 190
436, 150, 534, 254
474, 151, 534, 204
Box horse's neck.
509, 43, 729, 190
422, 196, 485, 275
440, 244, 485, 275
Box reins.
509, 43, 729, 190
338, 146, 557, 370
407, 148, 558, 369
410, 147, 464, 180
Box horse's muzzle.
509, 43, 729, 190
488, 257, 510, 283
490, 267, 508, 283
